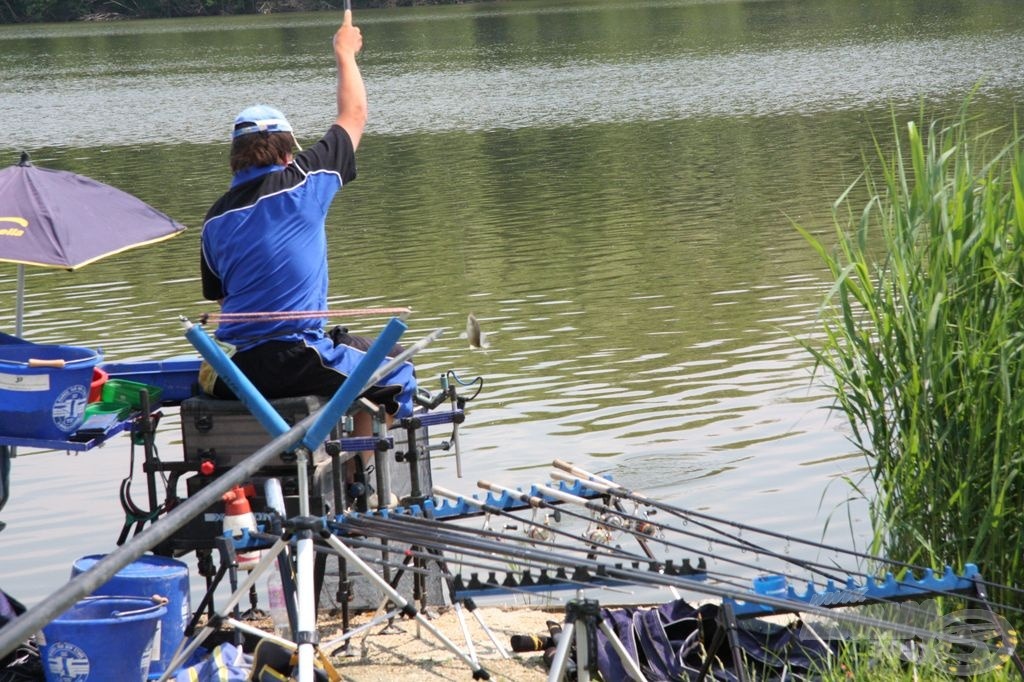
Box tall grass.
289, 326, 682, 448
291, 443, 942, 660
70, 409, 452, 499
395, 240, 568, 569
799, 107, 1024, 612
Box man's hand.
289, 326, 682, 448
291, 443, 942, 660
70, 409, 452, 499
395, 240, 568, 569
334, 8, 367, 149
334, 10, 362, 59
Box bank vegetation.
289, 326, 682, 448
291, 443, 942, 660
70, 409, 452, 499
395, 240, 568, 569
801, 101, 1024, 616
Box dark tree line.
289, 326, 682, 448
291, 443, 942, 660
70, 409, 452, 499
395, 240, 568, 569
0, 0, 460, 24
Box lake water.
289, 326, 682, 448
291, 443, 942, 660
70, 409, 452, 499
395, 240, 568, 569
2, 0, 1023, 606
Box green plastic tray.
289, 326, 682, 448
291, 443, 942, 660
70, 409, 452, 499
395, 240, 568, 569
100, 379, 163, 409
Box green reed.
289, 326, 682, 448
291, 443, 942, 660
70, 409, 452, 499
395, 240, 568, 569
799, 107, 1024, 611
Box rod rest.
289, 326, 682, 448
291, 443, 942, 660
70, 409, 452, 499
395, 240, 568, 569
327, 479, 605, 530
728, 563, 981, 616
452, 559, 709, 598
324, 435, 393, 455
398, 409, 465, 429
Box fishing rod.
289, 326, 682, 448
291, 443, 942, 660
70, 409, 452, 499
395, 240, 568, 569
338, 510, 666, 583
546, 469, 867, 586
554, 459, 912, 567
333, 500, 1019, 670
432, 485, 655, 565
340, 513, 778, 610
199, 307, 411, 324
318, 529, 638, 602
339, 512, 1011, 657
548, 464, 1024, 630
338, 516, 677, 607
551, 461, 887, 568
453, 479, 656, 549
461, 477, 702, 563
549, 469, 815, 559
338, 512, 656, 585
517, 475, 1024, 639
553, 462, 1019, 593
477, 479, 856, 591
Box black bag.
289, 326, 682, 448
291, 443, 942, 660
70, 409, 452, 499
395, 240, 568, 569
0, 591, 42, 682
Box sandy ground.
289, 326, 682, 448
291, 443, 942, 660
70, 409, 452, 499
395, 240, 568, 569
230, 604, 565, 681
321, 606, 559, 682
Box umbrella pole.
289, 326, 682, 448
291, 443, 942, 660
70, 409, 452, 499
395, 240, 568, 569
14, 264, 23, 337
9, 264, 22, 462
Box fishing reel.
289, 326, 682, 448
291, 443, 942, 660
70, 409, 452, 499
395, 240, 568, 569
523, 507, 558, 543
584, 509, 658, 547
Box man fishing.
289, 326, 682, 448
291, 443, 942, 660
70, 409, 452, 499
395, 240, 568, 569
199, 9, 415, 469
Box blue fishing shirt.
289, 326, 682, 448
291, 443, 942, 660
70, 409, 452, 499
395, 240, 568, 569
201, 125, 357, 351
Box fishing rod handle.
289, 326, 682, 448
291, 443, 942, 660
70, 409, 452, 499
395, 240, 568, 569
552, 459, 650, 503
533, 484, 599, 510
552, 459, 621, 490
476, 480, 544, 508
432, 485, 480, 506
550, 469, 614, 492
552, 458, 591, 477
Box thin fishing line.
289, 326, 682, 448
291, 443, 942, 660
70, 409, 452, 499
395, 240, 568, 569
199, 307, 411, 324
556, 467, 987, 585
338, 513, 649, 570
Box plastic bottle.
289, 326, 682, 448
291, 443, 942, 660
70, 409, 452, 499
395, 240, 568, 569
222, 485, 260, 569
266, 571, 291, 640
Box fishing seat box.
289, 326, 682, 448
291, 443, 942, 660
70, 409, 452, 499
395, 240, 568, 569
165, 395, 436, 552
180, 393, 333, 472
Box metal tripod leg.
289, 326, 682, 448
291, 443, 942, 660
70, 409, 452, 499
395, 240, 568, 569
387, 538, 511, 661
467, 599, 511, 660
318, 529, 492, 680
453, 601, 479, 665
694, 601, 750, 682
156, 539, 290, 682
546, 597, 647, 682
547, 620, 576, 682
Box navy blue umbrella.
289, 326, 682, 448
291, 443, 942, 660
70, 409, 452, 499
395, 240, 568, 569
0, 152, 186, 511
0, 151, 186, 335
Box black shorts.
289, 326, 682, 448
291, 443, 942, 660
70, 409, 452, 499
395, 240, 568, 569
212, 327, 407, 414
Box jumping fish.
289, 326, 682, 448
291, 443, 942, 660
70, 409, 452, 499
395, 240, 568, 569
466, 313, 489, 349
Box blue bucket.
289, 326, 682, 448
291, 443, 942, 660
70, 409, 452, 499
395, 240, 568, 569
41, 595, 166, 682
71, 554, 191, 678
0, 343, 101, 440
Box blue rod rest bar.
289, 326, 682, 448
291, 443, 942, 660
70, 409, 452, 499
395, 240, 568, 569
332, 479, 603, 523
728, 563, 980, 616
183, 320, 289, 437
301, 317, 407, 451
